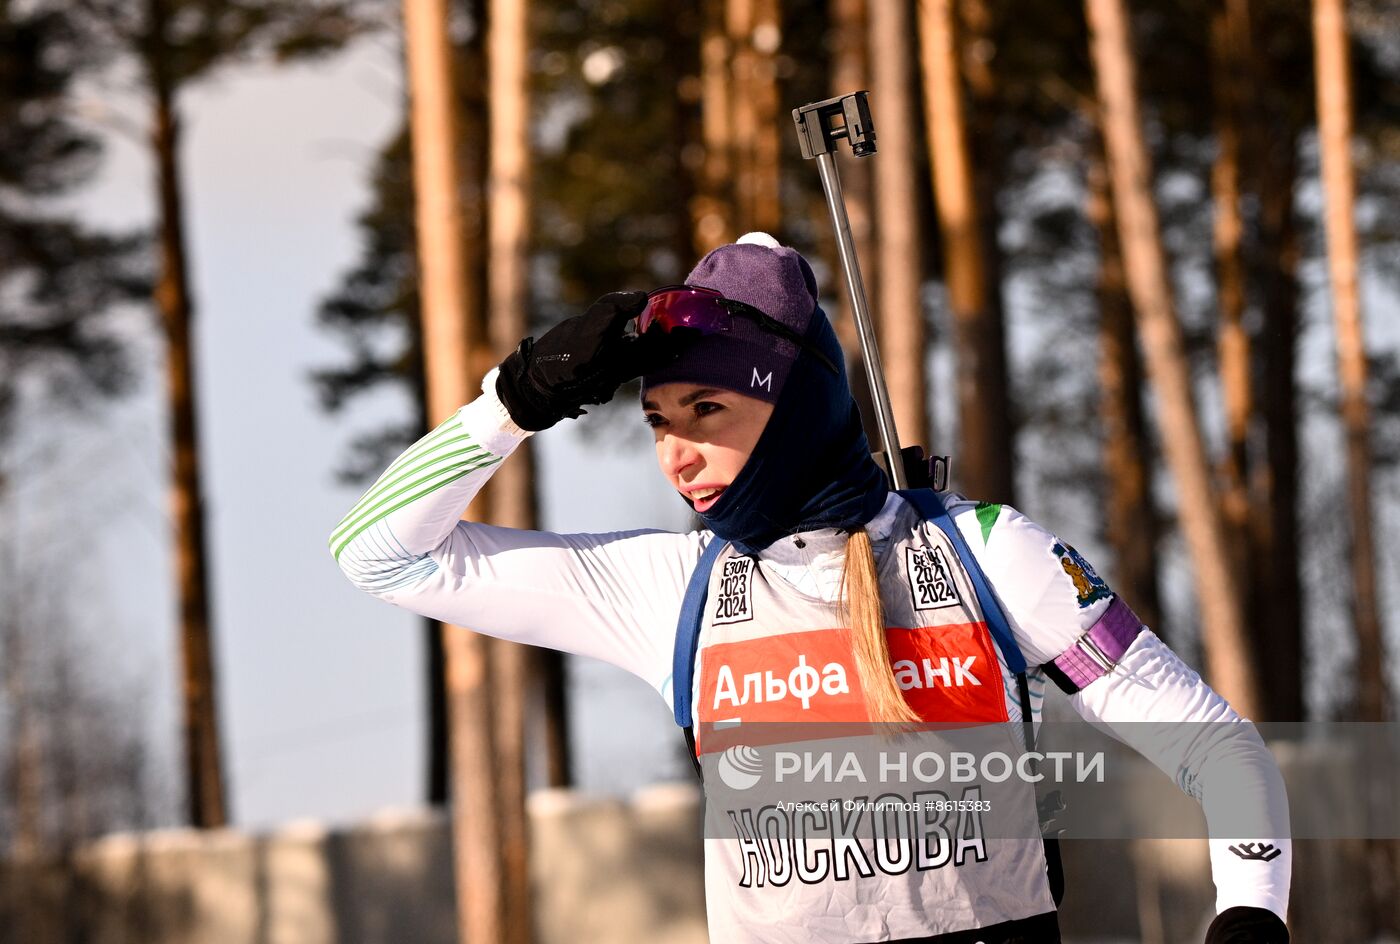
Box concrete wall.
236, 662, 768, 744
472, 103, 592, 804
0, 784, 707, 944
0, 779, 1384, 943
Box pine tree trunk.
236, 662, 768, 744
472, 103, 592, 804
146, 0, 227, 829
538, 649, 572, 787
1312, 0, 1387, 724
827, 0, 877, 357
2, 622, 43, 857
750, 0, 783, 234
754, 0, 782, 234
695, 0, 736, 250
404, 0, 508, 940
1, 624, 42, 944
412, 363, 450, 804
486, 0, 537, 933
869, 0, 930, 447
1254, 110, 1303, 722
402, 308, 450, 805
489, 633, 530, 944
668, 5, 704, 283
1210, 0, 1256, 642
486, 0, 533, 504
1245, 0, 1304, 721
1085, 0, 1261, 717
425, 614, 449, 803
955, 0, 1016, 503
1309, 22, 1397, 927
0, 485, 46, 867
917, 0, 1012, 501
723, 0, 782, 235
1087, 145, 1164, 640
727, 0, 757, 233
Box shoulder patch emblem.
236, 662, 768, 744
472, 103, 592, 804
713, 556, 756, 625
906, 545, 963, 611
1052, 541, 1112, 608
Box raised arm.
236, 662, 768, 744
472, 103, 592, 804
955, 501, 1291, 939
329, 293, 703, 693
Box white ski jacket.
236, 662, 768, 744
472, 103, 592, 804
329, 369, 1291, 937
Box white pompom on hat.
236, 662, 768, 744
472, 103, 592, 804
735, 231, 782, 249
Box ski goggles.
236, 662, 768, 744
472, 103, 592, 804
632, 284, 839, 375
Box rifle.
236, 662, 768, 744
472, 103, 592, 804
793, 91, 949, 492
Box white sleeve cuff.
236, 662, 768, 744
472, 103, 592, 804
451, 366, 532, 456
1209, 836, 1291, 924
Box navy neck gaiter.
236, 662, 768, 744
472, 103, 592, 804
697, 307, 889, 555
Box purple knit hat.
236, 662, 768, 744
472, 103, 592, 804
640, 232, 820, 404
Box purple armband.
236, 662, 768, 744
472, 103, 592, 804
1043, 596, 1143, 694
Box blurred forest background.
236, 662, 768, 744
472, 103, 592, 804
1, 0, 1399, 940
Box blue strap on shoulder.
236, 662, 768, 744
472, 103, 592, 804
669, 490, 1027, 729
895, 488, 1027, 674
672, 536, 731, 727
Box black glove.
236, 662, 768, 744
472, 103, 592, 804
1205, 907, 1289, 943
495, 291, 690, 431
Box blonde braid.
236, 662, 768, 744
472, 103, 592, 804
841, 527, 921, 724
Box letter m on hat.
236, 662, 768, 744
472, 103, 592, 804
751, 368, 773, 391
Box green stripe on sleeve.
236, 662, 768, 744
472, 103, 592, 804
331, 453, 502, 561
380, 417, 467, 478
330, 441, 486, 546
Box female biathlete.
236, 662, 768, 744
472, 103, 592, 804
330, 234, 1290, 943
